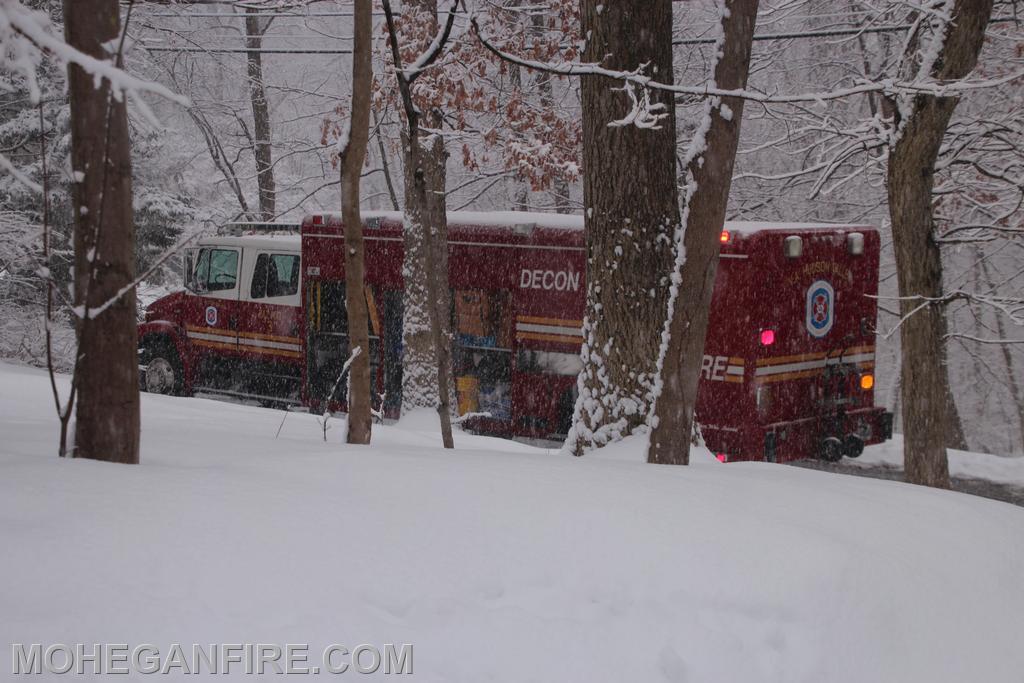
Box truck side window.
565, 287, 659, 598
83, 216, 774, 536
196, 249, 238, 292
270, 254, 299, 297
251, 253, 299, 299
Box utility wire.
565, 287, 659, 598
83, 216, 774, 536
674, 17, 1015, 45
136, 11, 394, 18
143, 46, 352, 53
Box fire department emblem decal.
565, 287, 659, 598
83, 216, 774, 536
205, 305, 218, 326
805, 280, 834, 338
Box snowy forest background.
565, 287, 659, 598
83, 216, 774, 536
1, 0, 1022, 455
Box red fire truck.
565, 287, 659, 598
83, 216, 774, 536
138, 211, 892, 463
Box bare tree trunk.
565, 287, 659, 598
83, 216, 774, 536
532, 11, 571, 214
508, 54, 531, 211
512, 180, 529, 212
64, 0, 140, 464
648, 0, 758, 466
186, 107, 253, 220
383, 0, 457, 448
372, 107, 401, 211
886, 0, 993, 488
569, 0, 679, 455
978, 254, 1024, 454
246, 9, 276, 220
942, 356, 968, 450
342, 0, 374, 445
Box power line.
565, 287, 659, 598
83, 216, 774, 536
143, 45, 352, 53
136, 11, 393, 18
674, 17, 1015, 46
138, 32, 354, 39
675, 23, 913, 45
182, 34, 354, 39
139, 14, 1014, 54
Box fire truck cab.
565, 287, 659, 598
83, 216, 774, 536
138, 229, 304, 403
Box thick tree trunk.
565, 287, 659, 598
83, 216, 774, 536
887, 0, 993, 488
246, 9, 276, 220
388, 0, 456, 448
342, 0, 374, 445
398, 132, 442, 414
401, 131, 455, 446
888, 176, 953, 487
64, 0, 140, 464
648, 0, 758, 465
569, 0, 679, 455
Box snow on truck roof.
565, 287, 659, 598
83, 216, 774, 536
358, 210, 585, 230
724, 221, 873, 234
202, 214, 874, 246
340, 211, 873, 233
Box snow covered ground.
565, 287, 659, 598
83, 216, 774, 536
1, 360, 1023, 681
852, 434, 1024, 488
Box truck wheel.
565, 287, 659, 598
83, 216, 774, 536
843, 434, 865, 458
818, 437, 844, 463
143, 345, 182, 395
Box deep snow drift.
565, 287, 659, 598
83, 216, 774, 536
1, 361, 1022, 681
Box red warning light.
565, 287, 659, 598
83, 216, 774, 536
716, 453, 728, 463
760, 329, 776, 346
719, 230, 731, 243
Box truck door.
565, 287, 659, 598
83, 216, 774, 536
305, 280, 382, 408
184, 246, 242, 358
238, 251, 303, 362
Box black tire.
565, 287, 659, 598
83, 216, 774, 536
844, 434, 865, 459
142, 342, 183, 395
819, 437, 844, 463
